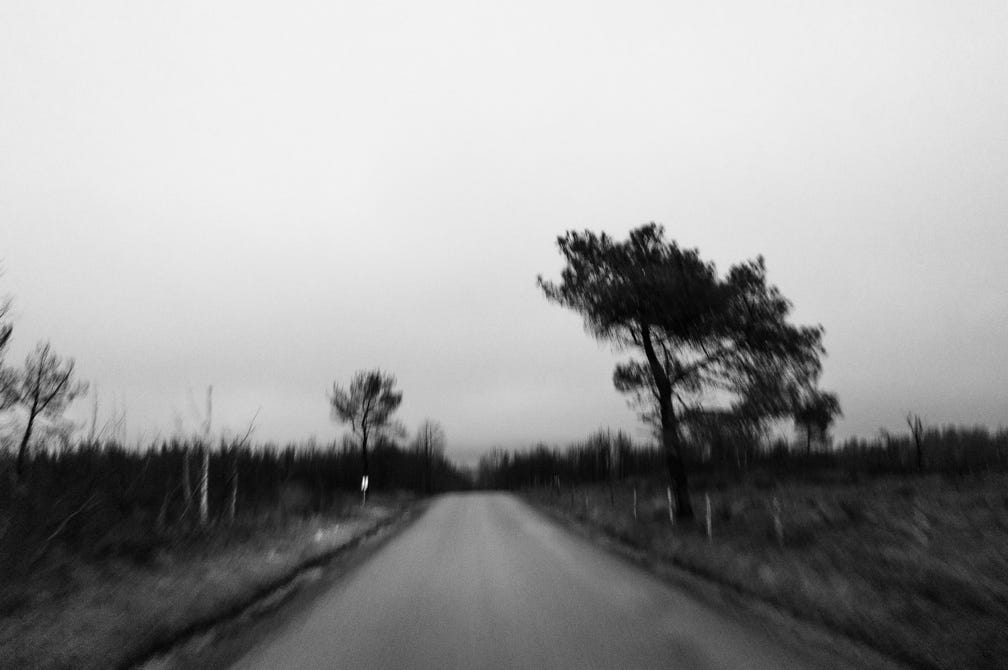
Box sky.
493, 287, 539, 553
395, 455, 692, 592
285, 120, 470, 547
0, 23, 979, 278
2, 0, 1006, 464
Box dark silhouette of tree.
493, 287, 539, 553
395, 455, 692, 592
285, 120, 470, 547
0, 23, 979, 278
539, 224, 824, 519
329, 369, 402, 481
792, 390, 842, 454
413, 419, 446, 494
8, 341, 88, 482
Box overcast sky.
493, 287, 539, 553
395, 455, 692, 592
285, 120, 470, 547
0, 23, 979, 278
2, 0, 1006, 462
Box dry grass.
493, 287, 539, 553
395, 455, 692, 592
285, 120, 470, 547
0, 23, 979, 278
0, 496, 411, 670
528, 474, 1008, 670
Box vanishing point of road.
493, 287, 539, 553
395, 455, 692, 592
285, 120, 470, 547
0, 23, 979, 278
231, 493, 873, 670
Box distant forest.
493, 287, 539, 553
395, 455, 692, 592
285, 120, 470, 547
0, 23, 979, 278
476, 424, 1008, 492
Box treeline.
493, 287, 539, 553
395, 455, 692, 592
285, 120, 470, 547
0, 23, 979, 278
832, 424, 1008, 475
0, 286, 471, 579
684, 419, 1008, 476
0, 435, 471, 576
476, 430, 662, 490
477, 424, 1008, 492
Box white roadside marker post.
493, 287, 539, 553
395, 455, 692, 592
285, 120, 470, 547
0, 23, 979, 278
667, 486, 675, 525
633, 486, 638, 521
361, 475, 369, 507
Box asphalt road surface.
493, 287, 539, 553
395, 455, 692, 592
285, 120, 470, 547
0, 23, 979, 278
232, 493, 850, 669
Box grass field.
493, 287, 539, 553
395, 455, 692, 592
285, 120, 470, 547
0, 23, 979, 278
0, 495, 414, 670
527, 473, 1008, 670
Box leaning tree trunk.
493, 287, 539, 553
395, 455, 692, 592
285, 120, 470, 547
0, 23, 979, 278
15, 410, 38, 484
660, 399, 694, 520
641, 326, 694, 520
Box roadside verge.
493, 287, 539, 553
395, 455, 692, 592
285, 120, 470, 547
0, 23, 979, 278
525, 493, 908, 670
0, 498, 426, 670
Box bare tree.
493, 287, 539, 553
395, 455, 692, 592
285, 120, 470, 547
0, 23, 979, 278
199, 386, 211, 526
87, 386, 99, 446
173, 386, 213, 527
84, 387, 128, 447
412, 419, 446, 494
226, 409, 259, 524
7, 342, 88, 483
907, 412, 925, 471
0, 296, 14, 408
329, 369, 403, 482
181, 442, 194, 524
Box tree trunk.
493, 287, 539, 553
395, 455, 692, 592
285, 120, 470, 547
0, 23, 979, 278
199, 386, 211, 526
15, 410, 38, 483
198, 445, 209, 526
361, 429, 369, 478
660, 398, 694, 520
640, 325, 694, 520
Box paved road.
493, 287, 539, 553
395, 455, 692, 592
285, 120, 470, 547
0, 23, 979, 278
232, 493, 841, 669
